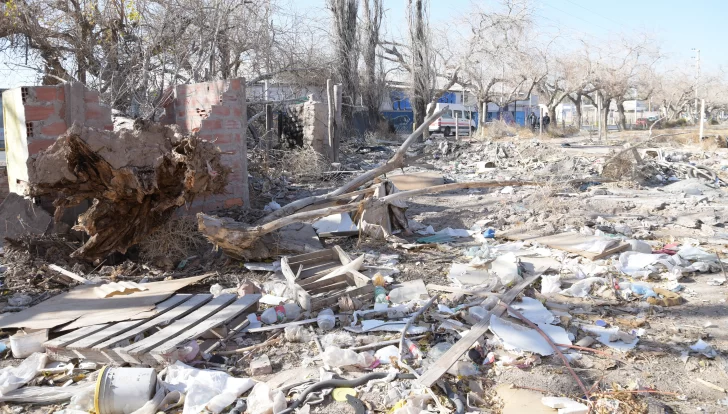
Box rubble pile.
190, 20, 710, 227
2, 126, 728, 414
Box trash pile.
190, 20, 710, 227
1, 130, 728, 413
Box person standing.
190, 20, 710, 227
528, 112, 537, 132
543, 113, 551, 131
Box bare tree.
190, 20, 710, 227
360, 0, 384, 126
327, 0, 359, 125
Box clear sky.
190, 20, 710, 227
297, 0, 726, 71
1, 0, 725, 88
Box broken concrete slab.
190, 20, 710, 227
250, 354, 273, 376
0, 193, 52, 241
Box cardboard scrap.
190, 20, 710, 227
503, 231, 629, 260
95, 281, 149, 298
0, 275, 209, 330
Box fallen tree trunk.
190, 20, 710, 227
28, 125, 229, 259
254, 105, 452, 224
198, 180, 545, 258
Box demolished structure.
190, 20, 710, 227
0, 78, 728, 414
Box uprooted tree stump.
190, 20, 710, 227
27, 125, 229, 259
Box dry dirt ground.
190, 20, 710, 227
3, 126, 728, 413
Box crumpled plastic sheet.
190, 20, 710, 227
163, 361, 256, 414
0, 352, 47, 396
559, 277, 605, 298
489, 315, 572, 356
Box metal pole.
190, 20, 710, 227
539, 107, 543, 136
597, 94, 602, 141
693, 48, 700, 121
699, 99, 705, 139
455, 113, 460, 140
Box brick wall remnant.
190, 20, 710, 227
1, 83, 112, 196
161, 78, 249, 212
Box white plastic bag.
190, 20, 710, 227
247, 382, 286, 414
541, 275, 562, 294
559, 277, 605, 298
0, 352, 47, 396
677, 246, 718, 262
163, 361, 255, 414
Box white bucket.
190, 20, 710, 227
95, 366, 156, 414
10, 329, 48, 358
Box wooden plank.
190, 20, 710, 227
332, 245, 353, 265
299, 261, 341, 279
417, 273, 541, 387
92, 294, 212, 350
308, 281, 350, 295
48, 264, 89, 284
286, 249, 335, 266
44, 324, 110, 349
123, 294, 237, 355
318, 230, 359, 239
299, 274, 348, 291
150, 294, 261, 357
247, 317, 326, 333
426, 284, 502, 298
348, 270, 371, 288
66, 295, 192, 350
310, 284, 374, 310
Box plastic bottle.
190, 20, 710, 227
260, 303, 301, 324
468, 306, 488, 322
374, 286, 388, 304
317, 308, 336, 331
322, 347, 374, 368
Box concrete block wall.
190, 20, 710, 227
164, 78, 248, 212
1, 83, 112, 195
289, 98, 329, 156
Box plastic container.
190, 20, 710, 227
94, 367, 156, 414
428, 342, 452, 360
316, 309, 336, 331
10, 330, 48, 358
260, 303, 301, 324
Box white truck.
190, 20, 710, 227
427, 103, 477, 136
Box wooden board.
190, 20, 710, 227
0, 274, 209, 331
66, 294, 193, 350
123, 294, 238, 355
310, 284, 374, 310
44, 324, 110, 349
150, 294, 261, 359
502, 231, 630, 260
416, 273, 541, 387
426, 284, 502, 298
92, 294, 212, 350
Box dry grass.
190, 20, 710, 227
139, 216, 209, 263
654, 130, 726, 150
476, 120, 537, 140
280, 145, 330, 181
